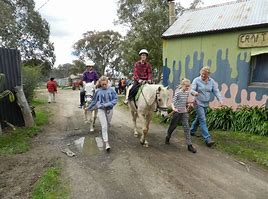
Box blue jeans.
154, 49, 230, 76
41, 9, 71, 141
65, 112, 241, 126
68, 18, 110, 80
190, 105, 211, 142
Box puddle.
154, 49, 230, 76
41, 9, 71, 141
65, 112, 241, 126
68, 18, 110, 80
74, 136, 103, 155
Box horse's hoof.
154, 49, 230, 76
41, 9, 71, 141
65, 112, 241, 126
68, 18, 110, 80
84, 121, 89, 124
134, 133, 138, 138
143, 144, 149, 148
90, 128, 94, 132
140, 139, 145, 145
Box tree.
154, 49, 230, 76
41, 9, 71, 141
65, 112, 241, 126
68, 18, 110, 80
116, 0, 203, 81
0, 0, 55, 69
73, 30, 122, 75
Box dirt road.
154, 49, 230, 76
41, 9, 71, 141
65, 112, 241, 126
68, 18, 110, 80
1, 89, 268, 199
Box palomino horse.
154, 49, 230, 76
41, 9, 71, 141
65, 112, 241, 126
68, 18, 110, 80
127, 84, 169, 147
83, 82, 97, 132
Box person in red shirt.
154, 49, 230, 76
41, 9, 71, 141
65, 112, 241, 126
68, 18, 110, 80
124, 49, 152, 104
46, 77, 57, 103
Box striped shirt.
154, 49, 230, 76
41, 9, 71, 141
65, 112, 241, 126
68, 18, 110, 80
173, 89, 190, 113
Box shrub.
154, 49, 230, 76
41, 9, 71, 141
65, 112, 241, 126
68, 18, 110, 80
22, 66, 42, 103
206, 105, 268, 136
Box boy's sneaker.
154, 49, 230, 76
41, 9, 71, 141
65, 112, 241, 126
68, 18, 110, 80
187, 145, 197, 153
123, 99, 128, 105
105, 142, 111, 152
165, 136, 170, 144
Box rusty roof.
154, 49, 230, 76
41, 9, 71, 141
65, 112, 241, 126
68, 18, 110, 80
162, 0, 268, 38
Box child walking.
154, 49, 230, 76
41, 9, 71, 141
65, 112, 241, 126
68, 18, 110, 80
88, 76, 118, 151
165, 78, 198, 153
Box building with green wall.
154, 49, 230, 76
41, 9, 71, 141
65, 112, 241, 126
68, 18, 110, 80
162, 0, 268, 108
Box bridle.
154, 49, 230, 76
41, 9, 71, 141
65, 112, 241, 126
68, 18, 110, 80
155, 90, 168, 112
140, 86, 168, 112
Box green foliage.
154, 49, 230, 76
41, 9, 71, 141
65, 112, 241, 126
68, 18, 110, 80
212, 131, 268, 167
0, 126, 40, 154
206, 106, 268, 136
32, 167, 69, 199
22, 66, 42, 103
73, 30, 122, 75
0, 0, 55, 67
116, 0, 203, 81
0, 107, 49, 154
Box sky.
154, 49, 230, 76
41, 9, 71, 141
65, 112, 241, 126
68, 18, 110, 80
34, 0, 233, 67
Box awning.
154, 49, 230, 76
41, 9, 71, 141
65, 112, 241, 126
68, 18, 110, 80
251, 47, 268, 56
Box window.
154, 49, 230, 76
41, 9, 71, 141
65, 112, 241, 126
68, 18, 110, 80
250, 53, 268, 86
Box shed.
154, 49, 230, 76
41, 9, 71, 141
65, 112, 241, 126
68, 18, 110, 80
162, 0, 268, 108
0, 47, 25, 127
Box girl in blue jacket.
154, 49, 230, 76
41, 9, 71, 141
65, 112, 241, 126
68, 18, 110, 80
88, 76, 118, 151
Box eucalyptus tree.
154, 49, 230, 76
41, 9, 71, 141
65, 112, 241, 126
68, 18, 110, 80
73, 30, 122, 75
0, 0, 55, 72
116, 0, 203, 81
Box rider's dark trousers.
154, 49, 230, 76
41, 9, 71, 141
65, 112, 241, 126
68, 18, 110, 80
80, 90, 86, 106
167, 112, 192, 145
128, 81, 141, 100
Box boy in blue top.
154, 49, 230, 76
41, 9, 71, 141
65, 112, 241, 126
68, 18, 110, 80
88, 76, 118, 151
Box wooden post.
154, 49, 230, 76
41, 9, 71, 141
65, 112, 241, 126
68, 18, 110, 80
14, 86, 34, 127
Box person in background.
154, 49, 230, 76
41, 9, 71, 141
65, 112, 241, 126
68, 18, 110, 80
165, 78, 198, 153
124, 49, 152, 104
79, 60, 99, 108
88, 76, 118, 151
190, 66, 223, 147
46, 77, 57, 103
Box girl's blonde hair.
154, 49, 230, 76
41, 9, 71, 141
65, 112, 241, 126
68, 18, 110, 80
178, 78, 191, 89
96, 75, 108, 88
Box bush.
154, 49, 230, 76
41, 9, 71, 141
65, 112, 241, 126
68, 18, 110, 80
206, 106, 268, 136
22, 66, 42, 103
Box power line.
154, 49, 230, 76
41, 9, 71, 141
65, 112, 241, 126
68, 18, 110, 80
36, 0, 51, 11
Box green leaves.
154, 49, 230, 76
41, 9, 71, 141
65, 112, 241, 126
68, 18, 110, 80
73, 30, 122, 75
206, 106, 268, 136
0, 0, 55, 67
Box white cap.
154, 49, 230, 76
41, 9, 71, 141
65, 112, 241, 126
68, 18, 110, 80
139, 49, 149, 56
85, 60, 95, 66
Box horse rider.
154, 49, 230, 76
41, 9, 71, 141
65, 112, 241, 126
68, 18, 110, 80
124, 49, 153, 104
79, 60, 99, 108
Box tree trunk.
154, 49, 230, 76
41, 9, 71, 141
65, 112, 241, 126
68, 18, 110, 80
14, 86, 34, 127
0, 123, 2, 135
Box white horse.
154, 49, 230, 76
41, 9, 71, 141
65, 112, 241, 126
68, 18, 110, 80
83, 82, 97, 132
127, 84, 169, 147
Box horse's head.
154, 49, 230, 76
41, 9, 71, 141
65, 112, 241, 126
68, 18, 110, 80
84, 82, 95, 96
156, 85, 169, 117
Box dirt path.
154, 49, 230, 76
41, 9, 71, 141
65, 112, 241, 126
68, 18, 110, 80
1, 89, 268, 199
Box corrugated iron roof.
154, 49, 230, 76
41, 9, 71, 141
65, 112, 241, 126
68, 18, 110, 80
162, 0, 268, 38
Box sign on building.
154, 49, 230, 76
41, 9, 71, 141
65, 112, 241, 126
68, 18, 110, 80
238, 32, 268, 48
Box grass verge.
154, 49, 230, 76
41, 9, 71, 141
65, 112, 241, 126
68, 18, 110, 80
212, 131, 268, 168
32, 167, 69, 199
0, 98, 49, 154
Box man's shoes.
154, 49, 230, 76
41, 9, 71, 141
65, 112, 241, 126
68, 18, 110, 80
205, 140, 215, 147
165, 136, 170, 144
187, 145, 197, 153
190, 132, 201, 137
78, 105, 82, 108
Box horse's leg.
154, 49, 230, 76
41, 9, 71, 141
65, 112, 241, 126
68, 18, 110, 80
84, 107, 89, 123
89, 110, 94, 132
93, 109, 97, 127
141, 113, 152, 147
131, 110, 138, 137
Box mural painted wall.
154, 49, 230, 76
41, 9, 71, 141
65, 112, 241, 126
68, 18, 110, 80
162, 28, 268, 108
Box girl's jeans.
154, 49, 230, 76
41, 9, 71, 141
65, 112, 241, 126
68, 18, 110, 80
97, 109, 113, 142
190, 105, 211, 142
